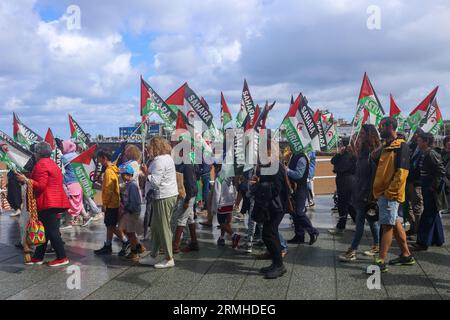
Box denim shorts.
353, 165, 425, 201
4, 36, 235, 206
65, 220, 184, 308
377, 196, 399, 226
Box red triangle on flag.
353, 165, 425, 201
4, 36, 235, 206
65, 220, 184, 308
166, 83, 187, 106
71, 144, 97, 165
175, 111, 188, 130
45, 128, 55, 150
285, 94, 302, 119
358, 72, 376, 101
409, 86, 439, 116
389, 94, 401, 117
68, 115, 76, 136
13, 113, 20, 137
140, 76, 150, 116
221, 92, 231, 115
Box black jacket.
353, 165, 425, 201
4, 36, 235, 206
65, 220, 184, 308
331, 151, 356, 176
352, 147, 377, 209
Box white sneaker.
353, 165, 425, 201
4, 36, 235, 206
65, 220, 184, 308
139, 255, 158, 266
92, 212, 104, 221
154, 259, 175, 269
60, 224, 73, 231
10, 209, 21, 217
82, 217, 93, 227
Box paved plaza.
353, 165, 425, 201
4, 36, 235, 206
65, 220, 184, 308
0, 196, 449, 300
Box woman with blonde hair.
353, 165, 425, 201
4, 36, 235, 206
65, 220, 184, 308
139, 137, 178, 268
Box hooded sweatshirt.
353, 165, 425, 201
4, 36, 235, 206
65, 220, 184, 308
102, 163, 120, 209
61, 140, 78, 185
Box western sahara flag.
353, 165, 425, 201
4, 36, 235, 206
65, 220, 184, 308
44, 128, 63, 170
421, 98, 443, 136
352, 73, 385, 134
70, 144, 97, 198
282, 94, 318, 154
312, 110, 328, 152
0, 129, 33, 171
140, 76, 177, 129
389, 94, 406, 133
69, 115, 90, 151
406, 86, 439, 139
13, 113, 43, 149
236, 79, 257, 128
220, 92, 232, 129
315, 110, 338, 151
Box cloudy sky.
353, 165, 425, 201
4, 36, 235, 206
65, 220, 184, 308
1, 0, 449, 138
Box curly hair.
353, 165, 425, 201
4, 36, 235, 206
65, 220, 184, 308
125, 144, 142, 162
358, 124, 381, 154
148, 136, 172, 157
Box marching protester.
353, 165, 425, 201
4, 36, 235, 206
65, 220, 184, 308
371, 117, 415, 272
16, 141, 71, 267
60, 139, 92, 229
212, 163, 241, 248
7, 169, 22, 217
251, 140, 290, 279
441, 135, 450, 213
328, 138, 356, 235
306, 150, 316, 208
172, 149, 199, 254
118, 163, 146, 261
94, 149, 128, 255
339, 124, 381, 262
412, 133, 446, 250
285, 147, 319, 245
139, 137, 178, 268
405, 129, 424, 237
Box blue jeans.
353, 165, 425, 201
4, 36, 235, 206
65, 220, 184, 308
201, 174, 210, 209
279, 232, 288, 252
351, 207, 380, 250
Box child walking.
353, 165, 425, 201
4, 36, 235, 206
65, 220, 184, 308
94, 150, 128, 255
119, 164, 145, 261
213, 164, 240, 249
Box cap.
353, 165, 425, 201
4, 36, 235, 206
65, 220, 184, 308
119, 164, 134, 175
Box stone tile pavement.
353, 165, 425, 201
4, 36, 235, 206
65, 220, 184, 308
0, 196, 449, 300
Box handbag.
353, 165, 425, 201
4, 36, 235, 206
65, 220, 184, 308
25, 180, 46, 246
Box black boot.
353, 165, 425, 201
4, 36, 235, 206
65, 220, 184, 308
287, 235, 305, 244
94, 243, 112, 255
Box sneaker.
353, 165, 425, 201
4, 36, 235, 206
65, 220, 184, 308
370, 258, 388, 273
309, 232, 319, 245
327, 228, 344, 235
264, 265, 287, 279
281, 251, 288, 258
92, 212, 104, 221
260, 264, 276, 274
339, 248, 357, 262
287, 235, 305, 244
82, 216, 93, 227
25, 258, 44, 265
118, 241, 130, 257
245, 243, 253, 253
136, 243, 146, 254
124, 250, 140, 262
10, 209, 21, 217
388, 255, 416, 266
154, 259, 175, 269
94, 244, 112, 255
139, 255, 158, 266
48, 257, 69, 267
60, 224, 73, 231
217, 238, 225, 246
232, 234, 241, 249
363, 246, 380, 257
182, 242, 199, 253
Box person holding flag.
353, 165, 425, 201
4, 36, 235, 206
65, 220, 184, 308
59, 140, 93, 229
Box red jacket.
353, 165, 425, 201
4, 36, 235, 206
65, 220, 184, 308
31, 158, 70, 212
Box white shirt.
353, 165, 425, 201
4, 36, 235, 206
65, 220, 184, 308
147, 154, 178, 200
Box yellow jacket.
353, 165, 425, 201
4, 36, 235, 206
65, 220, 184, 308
373, 138, 409, 203
102, 164, 120, 209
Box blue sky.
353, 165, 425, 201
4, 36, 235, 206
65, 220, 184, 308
1, 0, 450, 138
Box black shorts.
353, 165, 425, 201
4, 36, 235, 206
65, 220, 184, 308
104, 208, 119, 227
217, 213, 231, 225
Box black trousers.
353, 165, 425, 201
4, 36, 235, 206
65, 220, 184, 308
262, 203, 285, 267
34, 208, 67, 260
291, 184, 317, 239
336, 175, 356, 230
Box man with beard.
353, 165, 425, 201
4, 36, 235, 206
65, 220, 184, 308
371, 117, 415, 273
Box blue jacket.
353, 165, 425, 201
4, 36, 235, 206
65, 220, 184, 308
62, 152, 78, 185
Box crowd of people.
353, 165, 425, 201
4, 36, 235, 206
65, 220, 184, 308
1, 116, 448, 278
